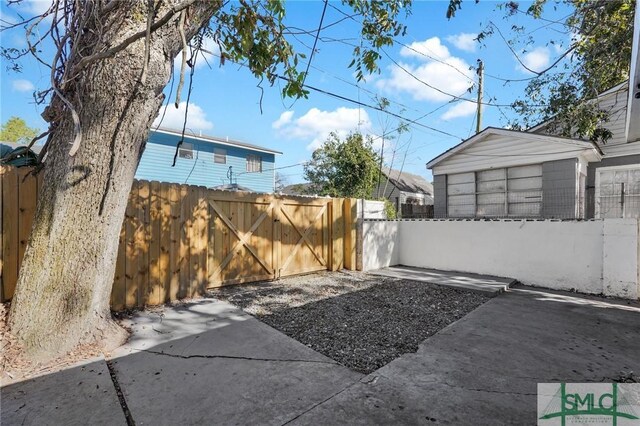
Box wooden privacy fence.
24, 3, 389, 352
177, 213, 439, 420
1, 166, 357, 310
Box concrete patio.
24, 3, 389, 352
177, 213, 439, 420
368, 266, 516, 296
2, 282, 639, 425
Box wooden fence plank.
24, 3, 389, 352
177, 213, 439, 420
343, 198, 356, 270
168, 183, 180, 302
159, 182, 171, 304
178, 185, 190, 299
148, 181, 161, 306
111, 215, 127, 311
2, 167, 19, 301
124, 180, 139, 309
137, 181, 151, 307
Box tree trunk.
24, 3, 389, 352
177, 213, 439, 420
9, 1, 217, 360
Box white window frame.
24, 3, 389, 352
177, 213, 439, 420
178, 142, 194, 159
246, 154, 262, 173
214, 148, 227, 164
595, 163, 640, 219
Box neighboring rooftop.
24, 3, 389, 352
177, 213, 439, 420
0, 141, 43, 155
153, 127, 283, 155
381, 167, 434, 196
280, 183, 317, 196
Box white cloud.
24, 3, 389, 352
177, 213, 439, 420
400, 37, 451, 61
517, 46, 550, 74
12, 79, 35, 92
376, 37, 474, 103
446, 33, 477, 52
174, 37, 221, 70
440, 101, 477, 121
21, 0, 53, 16
153, 102, 214, 132
273, 107, 372, 150
272, 111, 294, 129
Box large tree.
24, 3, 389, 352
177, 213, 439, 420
304, 132, 381, 199
2, 0, 412, 360
449, 0, 635, 142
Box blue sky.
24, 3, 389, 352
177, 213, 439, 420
0, 0, 574, 184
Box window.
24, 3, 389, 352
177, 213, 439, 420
596, 165, 640, 218
178, 142, 194, 159
447, 164, 542, 218
214, 148, 226, 164
246, 154, 262, 172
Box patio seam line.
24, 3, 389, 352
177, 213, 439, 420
106, 359, 136, 426
137, 349, 341, 365
279, 377, 364, 426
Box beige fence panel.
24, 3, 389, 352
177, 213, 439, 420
0, 165, 356, 309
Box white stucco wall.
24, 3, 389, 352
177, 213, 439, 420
360, 218, 640, 299
358, 199, 387, 219
362, 221, 399, 271
602, 219, 639, 299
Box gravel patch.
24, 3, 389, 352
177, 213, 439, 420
211, 271, 490, 374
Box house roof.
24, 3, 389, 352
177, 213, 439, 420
526, 80, 629, 133
281, 183, 315, 196
0, 141, 43, 155
381, 167, 433, 195
426, 127, 603, 170
153, 127, 283, 155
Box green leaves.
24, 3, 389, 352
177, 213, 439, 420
210, 0, 411, 99
0, 117, 39, 144
303, 132, 381, 199
498, 0, 632, 144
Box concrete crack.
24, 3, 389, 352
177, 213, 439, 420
141, 349, 340, 365
439, 381, 537, 396
106, 359, 136, 426
279, 378, 362, 426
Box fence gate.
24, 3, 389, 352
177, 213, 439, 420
277, 197, 332, 278
206, 194, 336, 287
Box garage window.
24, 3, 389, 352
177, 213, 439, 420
447, 164, 542, 218
596, 165, 640, 218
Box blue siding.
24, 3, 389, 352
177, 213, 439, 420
136, 131, 276, 193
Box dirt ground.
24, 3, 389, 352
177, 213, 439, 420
0, 303, 107, 385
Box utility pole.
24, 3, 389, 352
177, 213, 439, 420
476, 59, 484, 134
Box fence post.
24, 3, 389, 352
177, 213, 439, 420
343, 198, 357, 270
330, 198, 344, 271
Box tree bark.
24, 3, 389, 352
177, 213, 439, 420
9, 0, 218, 360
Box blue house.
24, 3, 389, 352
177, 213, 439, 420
136, 128, 282, 193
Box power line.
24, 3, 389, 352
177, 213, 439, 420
302, 0, 328, 85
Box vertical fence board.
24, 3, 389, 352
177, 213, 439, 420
2, 167, 19, 300
178, 185, 190, 299
137, 181, 151, 306
111, 216, 127, 311
159, 183, 171, 304
125, 180, 139, 309
168, 184, 180, 301
148, 181, 161, 306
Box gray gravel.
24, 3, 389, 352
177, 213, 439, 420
210, 271, 489, 374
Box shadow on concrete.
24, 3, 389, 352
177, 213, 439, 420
1, 298, 362, 426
